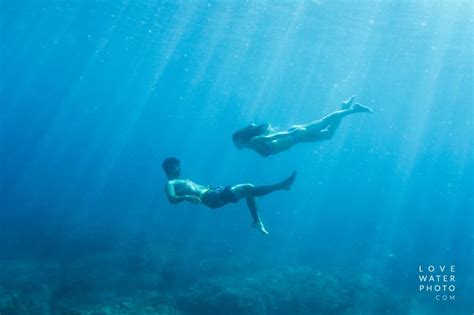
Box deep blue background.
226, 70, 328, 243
0, 1, 472, 312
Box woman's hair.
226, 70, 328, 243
232, 123, 268, 149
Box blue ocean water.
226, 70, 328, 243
0, 1, 472, 314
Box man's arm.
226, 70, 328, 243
165, 182, 200, 204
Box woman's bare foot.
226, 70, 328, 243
352, 103, 373, 113
341, 95, 356, 110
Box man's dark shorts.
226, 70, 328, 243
202, 186, 239, 209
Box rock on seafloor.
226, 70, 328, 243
177, 266, 406, 315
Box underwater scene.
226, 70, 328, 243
0, 1, 473, 314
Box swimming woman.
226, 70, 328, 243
232, 96, 373, 157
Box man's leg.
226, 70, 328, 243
231, 171, 296, 199
230, 172, 296, 235
246, 197, 268, 235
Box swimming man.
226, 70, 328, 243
162, 157, 296, 235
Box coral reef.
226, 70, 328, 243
177, 266, 405, 315
2, 250, 469, 314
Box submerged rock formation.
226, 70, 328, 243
178, 266, 405, 315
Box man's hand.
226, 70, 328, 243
186, 195, 201, 204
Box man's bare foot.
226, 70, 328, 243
281, 171, 297, 190
252, 221, 269, 235
341, 95, 356, 110
352, 103, 373, 113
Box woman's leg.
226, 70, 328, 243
301, 108, 354, 141
292, 96, 372, 142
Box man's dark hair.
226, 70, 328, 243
162, 157, 180, 175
